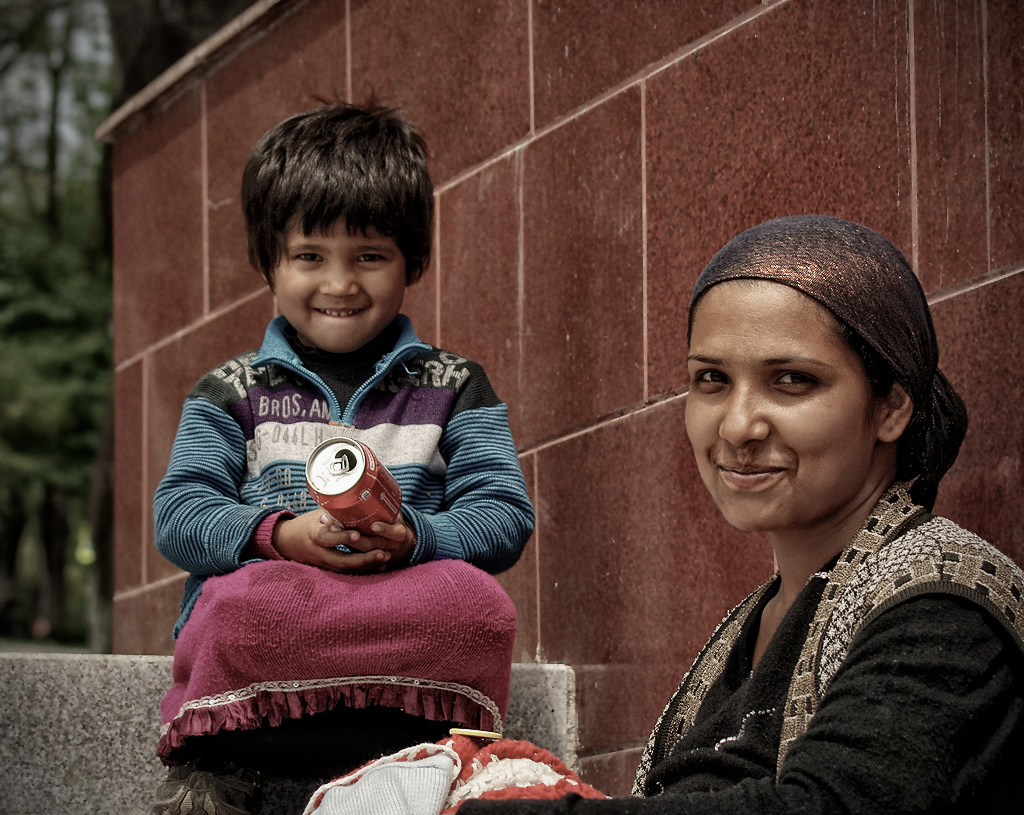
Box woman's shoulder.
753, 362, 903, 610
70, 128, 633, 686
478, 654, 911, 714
892, 513, 1024, 603
843, 509, 1024, 604
830, 512, 1024, 673
912, 512, 1014, 559
778, 511, 1024, 771
808, 509, 1024, 696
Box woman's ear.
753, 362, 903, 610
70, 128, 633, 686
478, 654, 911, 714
876, 383, 914, 443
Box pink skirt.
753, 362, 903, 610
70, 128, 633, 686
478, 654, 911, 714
157, 559, 516, 763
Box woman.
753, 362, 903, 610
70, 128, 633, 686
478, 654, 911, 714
457, 215, 1024, 813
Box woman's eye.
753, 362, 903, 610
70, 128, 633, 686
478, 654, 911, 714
691, 369, 727, 386
777, 371, 815, 387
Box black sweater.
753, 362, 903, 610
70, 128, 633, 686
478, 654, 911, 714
462, 581, 1024, 814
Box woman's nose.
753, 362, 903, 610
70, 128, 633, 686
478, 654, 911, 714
719, 388, 770, 446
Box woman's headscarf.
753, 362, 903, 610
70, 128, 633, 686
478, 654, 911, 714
688, 215, 967, 511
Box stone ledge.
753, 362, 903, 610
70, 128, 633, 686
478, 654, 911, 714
0, 653, 575, 815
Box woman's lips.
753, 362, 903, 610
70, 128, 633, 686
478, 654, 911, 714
716, 463, 786, 490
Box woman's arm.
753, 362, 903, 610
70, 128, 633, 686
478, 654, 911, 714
461, 595, 1024, 814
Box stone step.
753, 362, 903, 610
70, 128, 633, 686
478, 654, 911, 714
0, 653, 576, 815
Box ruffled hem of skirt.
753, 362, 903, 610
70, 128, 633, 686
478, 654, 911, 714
157, 676, 501, 764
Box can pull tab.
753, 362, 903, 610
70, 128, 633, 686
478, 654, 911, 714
329, 449, 357, 475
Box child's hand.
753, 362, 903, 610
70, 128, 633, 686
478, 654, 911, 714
271, 510, 395, 574
321, 512, 416, 570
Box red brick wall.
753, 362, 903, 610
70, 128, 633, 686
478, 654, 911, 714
102, 0, 1024, 794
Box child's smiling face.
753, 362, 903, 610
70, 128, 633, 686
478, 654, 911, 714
272, 221, 407, 354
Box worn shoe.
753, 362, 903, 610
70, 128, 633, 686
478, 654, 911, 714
152, 763, 261, 815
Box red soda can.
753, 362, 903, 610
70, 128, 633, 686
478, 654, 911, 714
305, 437, 402, 535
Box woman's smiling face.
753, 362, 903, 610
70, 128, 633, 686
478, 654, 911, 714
684, 280, 907, 542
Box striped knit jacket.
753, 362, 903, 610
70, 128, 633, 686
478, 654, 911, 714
154, 314, 535, 637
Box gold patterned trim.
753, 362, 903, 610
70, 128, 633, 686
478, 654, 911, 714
632, 580, 774, 796
775, 484, 919, 773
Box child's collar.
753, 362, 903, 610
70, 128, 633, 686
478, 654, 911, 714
253, 313, 428, 369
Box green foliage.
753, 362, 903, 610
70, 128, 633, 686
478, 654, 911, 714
0, 218, 111, 494
0, 0, 113, 641
0, 0, 112, 496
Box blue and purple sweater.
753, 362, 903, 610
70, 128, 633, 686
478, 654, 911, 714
154, 314, 534, 636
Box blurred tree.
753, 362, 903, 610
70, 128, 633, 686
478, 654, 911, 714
1, 0, 258, 648
0, 0, 113, 643
104, 0, 256, 103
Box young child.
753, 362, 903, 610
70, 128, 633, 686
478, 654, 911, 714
151, 104, 535, 815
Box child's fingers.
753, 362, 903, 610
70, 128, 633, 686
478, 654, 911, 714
368, 521, 406, 541
319, 513, 344, 532
321, 548, 390, 574
316, 522, 360, 548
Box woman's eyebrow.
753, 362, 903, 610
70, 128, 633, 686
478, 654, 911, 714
763, 355, 831, 367
687, 353, 834, 370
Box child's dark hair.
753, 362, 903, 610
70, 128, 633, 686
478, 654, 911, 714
242, 103, 433, 285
